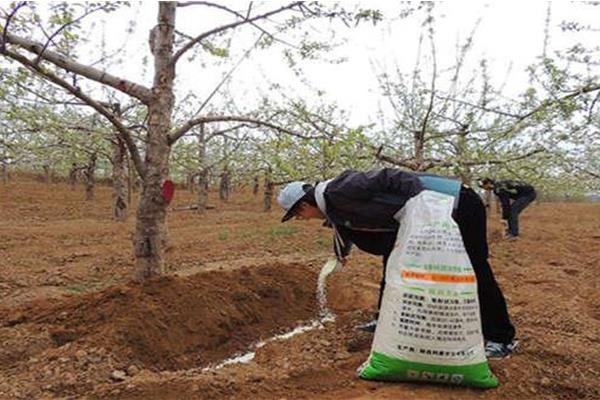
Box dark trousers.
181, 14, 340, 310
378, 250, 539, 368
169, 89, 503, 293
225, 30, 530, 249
507, 192, 536, 236
377, 187, 515, 344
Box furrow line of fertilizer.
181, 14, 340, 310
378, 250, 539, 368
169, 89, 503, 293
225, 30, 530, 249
201, 258, 340, 372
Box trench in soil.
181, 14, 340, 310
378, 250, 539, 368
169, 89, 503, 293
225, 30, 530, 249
1, 262, 321, 372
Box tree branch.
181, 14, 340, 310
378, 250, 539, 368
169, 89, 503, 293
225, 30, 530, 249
176, 1, 299, 49
2, 32, 153, 103
193, 33, 264, 117
1, 47, 147, 178
169, 115, 325, 145
205, 123, 251, 141
433, 94, 522, 118
0, 1, 26, 53
375, 145, 546, 170
512, 83, 600, 126
418, 35, 437, 152
374, 145, 419, 170
285, 109, 336, 137
460, 148, 546, 167
171, 2, 302, 66
33, 4, 107, 65
579, 167, 600, 179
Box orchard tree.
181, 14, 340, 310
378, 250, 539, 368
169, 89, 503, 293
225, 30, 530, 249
541, 1, 600, 191
1, 59, 139, 217
372, 6, 599, 188
0, 2, 384, 280
234, 98, 374, 211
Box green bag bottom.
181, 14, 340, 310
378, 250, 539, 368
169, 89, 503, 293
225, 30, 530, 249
359, 352, 499, 388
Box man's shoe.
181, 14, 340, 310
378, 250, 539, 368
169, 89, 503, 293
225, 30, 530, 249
355, 320, 377, 333
504, 234, 518, 241
485, 340, 519, 359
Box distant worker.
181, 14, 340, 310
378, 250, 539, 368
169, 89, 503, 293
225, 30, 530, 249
479, 178, 537, 240
277, 168, 517, 358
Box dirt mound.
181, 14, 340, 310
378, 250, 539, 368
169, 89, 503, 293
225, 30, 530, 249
2, 179, 600, 400
1, 262, 318, 372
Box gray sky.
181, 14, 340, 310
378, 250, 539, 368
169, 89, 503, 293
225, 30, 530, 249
4, 1, 598, 125
139, 2, 596, 124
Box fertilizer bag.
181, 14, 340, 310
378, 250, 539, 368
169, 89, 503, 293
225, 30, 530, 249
359, 190, 498, 388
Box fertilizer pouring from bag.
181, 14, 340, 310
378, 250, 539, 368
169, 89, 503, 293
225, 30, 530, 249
317, 258, 341, 320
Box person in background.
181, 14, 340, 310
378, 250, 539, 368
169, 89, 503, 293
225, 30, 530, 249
479, 178, 537, 240
277, 168, 518, 359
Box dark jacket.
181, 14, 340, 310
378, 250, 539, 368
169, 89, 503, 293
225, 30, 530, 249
323, 168, 424, 232
322, 168, 468, 259
321, 168, 427, 259
493, 180, 536, 220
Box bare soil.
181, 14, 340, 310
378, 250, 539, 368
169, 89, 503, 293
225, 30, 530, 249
0, 175, 599, 400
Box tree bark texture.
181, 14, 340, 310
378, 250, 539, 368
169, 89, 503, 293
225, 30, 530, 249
455, 129, 472, 185
127, 156, 134, 204
68, 163, 79, 190
253, 176, 259, 196
112, 135, 128, 221
84, 153, 97, 201
413, 133, 425, 171
2, 163, 8, 184
263, 170, 273, 212
219, 169, 230, 202
196, 124, 207, 213
133, 3, 176, 281
43, 164, 52, 184
187, 173, 195, 193
196, 169, 209, 214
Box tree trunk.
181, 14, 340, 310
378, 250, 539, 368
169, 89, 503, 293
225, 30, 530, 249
252, 176, 259, 196
483, 189, 492, 211
219, 136, 230, 201
133, 2, 176, 281
1, 162, 8, 184
197, 168, 209, 214
43, 164, 52, 184
414, 132, 425, 171
187, 173, 195, 193
84, 153, 97, 201
219, 169, 230, 202
196, 123, 208, 214
112, 135, 128, 221
133, 176, 141, 193
263, 169, 273, 212
495, 194, 502, 215
68, 163, 79, 190
127, 154, 134, 205
454, 128, 472, 185
458, 166, 472, 185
